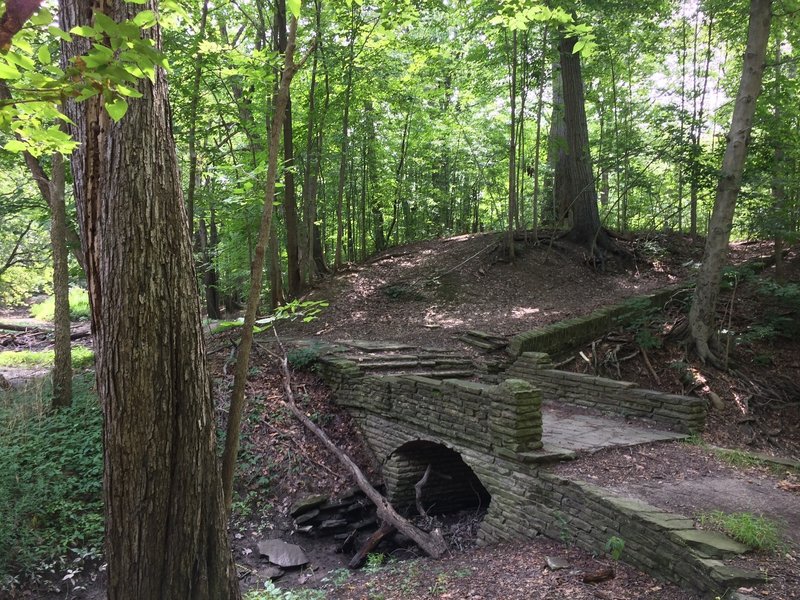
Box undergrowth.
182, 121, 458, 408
698, 510, 782, 553
0, 346, 94, 369
30, 288, 91, 322
0, 374, 103, 590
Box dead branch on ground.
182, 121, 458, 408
273, 333, 448, 564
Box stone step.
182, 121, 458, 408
674, 529, 750, 559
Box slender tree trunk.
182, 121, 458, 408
688, 0, 772, 365
548, 59, 568, 225
48, 153, 72, 409
276, 0, 302, 298
690, 11, 714, 236
507, 30, 517, 260
221, 16, 307, 513
185, 0, 209, 235
0, 82, 73, 407
59, 0, 240, 595
771, 39, 785, 283
334, 7, 356, 271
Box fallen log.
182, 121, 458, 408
348, 522, 396, 569
274, 338, 448, 564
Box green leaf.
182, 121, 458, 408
104, 97, 129, 122
0, 62, 21, 79
30, 8, 54, 26
94, 13, 121, 37
4, 139, 28, 153
37, 46, 52, 65
125, 0, 148, 4
287, 0, 301, 18
70, 25, 98, 38
48, 26, 73, 42
132, 10, 157, 27
114, 84, 143, 98
572, 39, 586, 54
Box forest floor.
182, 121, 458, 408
2, 231, 799, 599
217, 231, 800, 600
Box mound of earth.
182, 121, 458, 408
280, 231, 698, 349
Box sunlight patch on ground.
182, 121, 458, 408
511, 306, 541, 318
422, 307, 465, 329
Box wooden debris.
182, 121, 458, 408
274, 336, 448, 564
348, 522, 396, 568
582, 565, 615, 583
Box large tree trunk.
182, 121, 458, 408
58, 0, 240, 597
559, 36, 607, 254
688, 0, 772, 365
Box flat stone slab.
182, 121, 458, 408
341, 340, 415, 352
257, 539, 308, 568
290, 494, 328, 517
675, 529, 750, 558
545, 556, 571, 570
541, 409, 685, 453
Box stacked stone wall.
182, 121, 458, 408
507, 352, 706, 432
507, 284, 686, 357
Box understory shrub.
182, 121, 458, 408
0, 375, 103, 588
30, 288, 91, 322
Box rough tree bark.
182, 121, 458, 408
559, 35, 621, 263
688, 0, 772, 365
58, 0, 240, 596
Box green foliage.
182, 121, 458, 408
0, 374, 103, 588
698, 511, 782, 553
616, 298, 663, 350
605, 535, 625, 560
30, 287, 91, 321
0, 346, 94, 369
245, 581, 325, 600
365, 552, 386, 573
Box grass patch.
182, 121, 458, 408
712, 447, 767, 469
698, 510, 782, 553
0, 346, 94, 369
30, 288, 91, 322
0, 374, 103, 589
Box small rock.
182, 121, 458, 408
290, 494, 328, 517
294, 509, 320, 526
257, 539, 309, 568
258, 565, 285, 580
545, 556, 571, 570
707, 391, 725, 410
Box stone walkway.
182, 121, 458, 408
541, 406, 686, 453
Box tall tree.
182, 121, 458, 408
688, 0, 773, 365
58, 0, 240, 596
559, 33, 616, 260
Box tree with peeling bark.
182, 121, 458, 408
57, 0, 241, 596
688, 0, 773, 366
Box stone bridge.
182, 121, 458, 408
311, 340, 764, 597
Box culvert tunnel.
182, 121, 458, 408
382, 440, 491, 516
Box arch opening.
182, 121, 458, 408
383, 440, 491, 517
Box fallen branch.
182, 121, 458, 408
274, 335, 448, 563
639, 346, 661, 385
414, 464, 433, 518
348, 522, 395, 569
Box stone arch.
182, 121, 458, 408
382, 440, 491, 516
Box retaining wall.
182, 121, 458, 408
506, 352, 706, 432
507, 284, 687, 357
